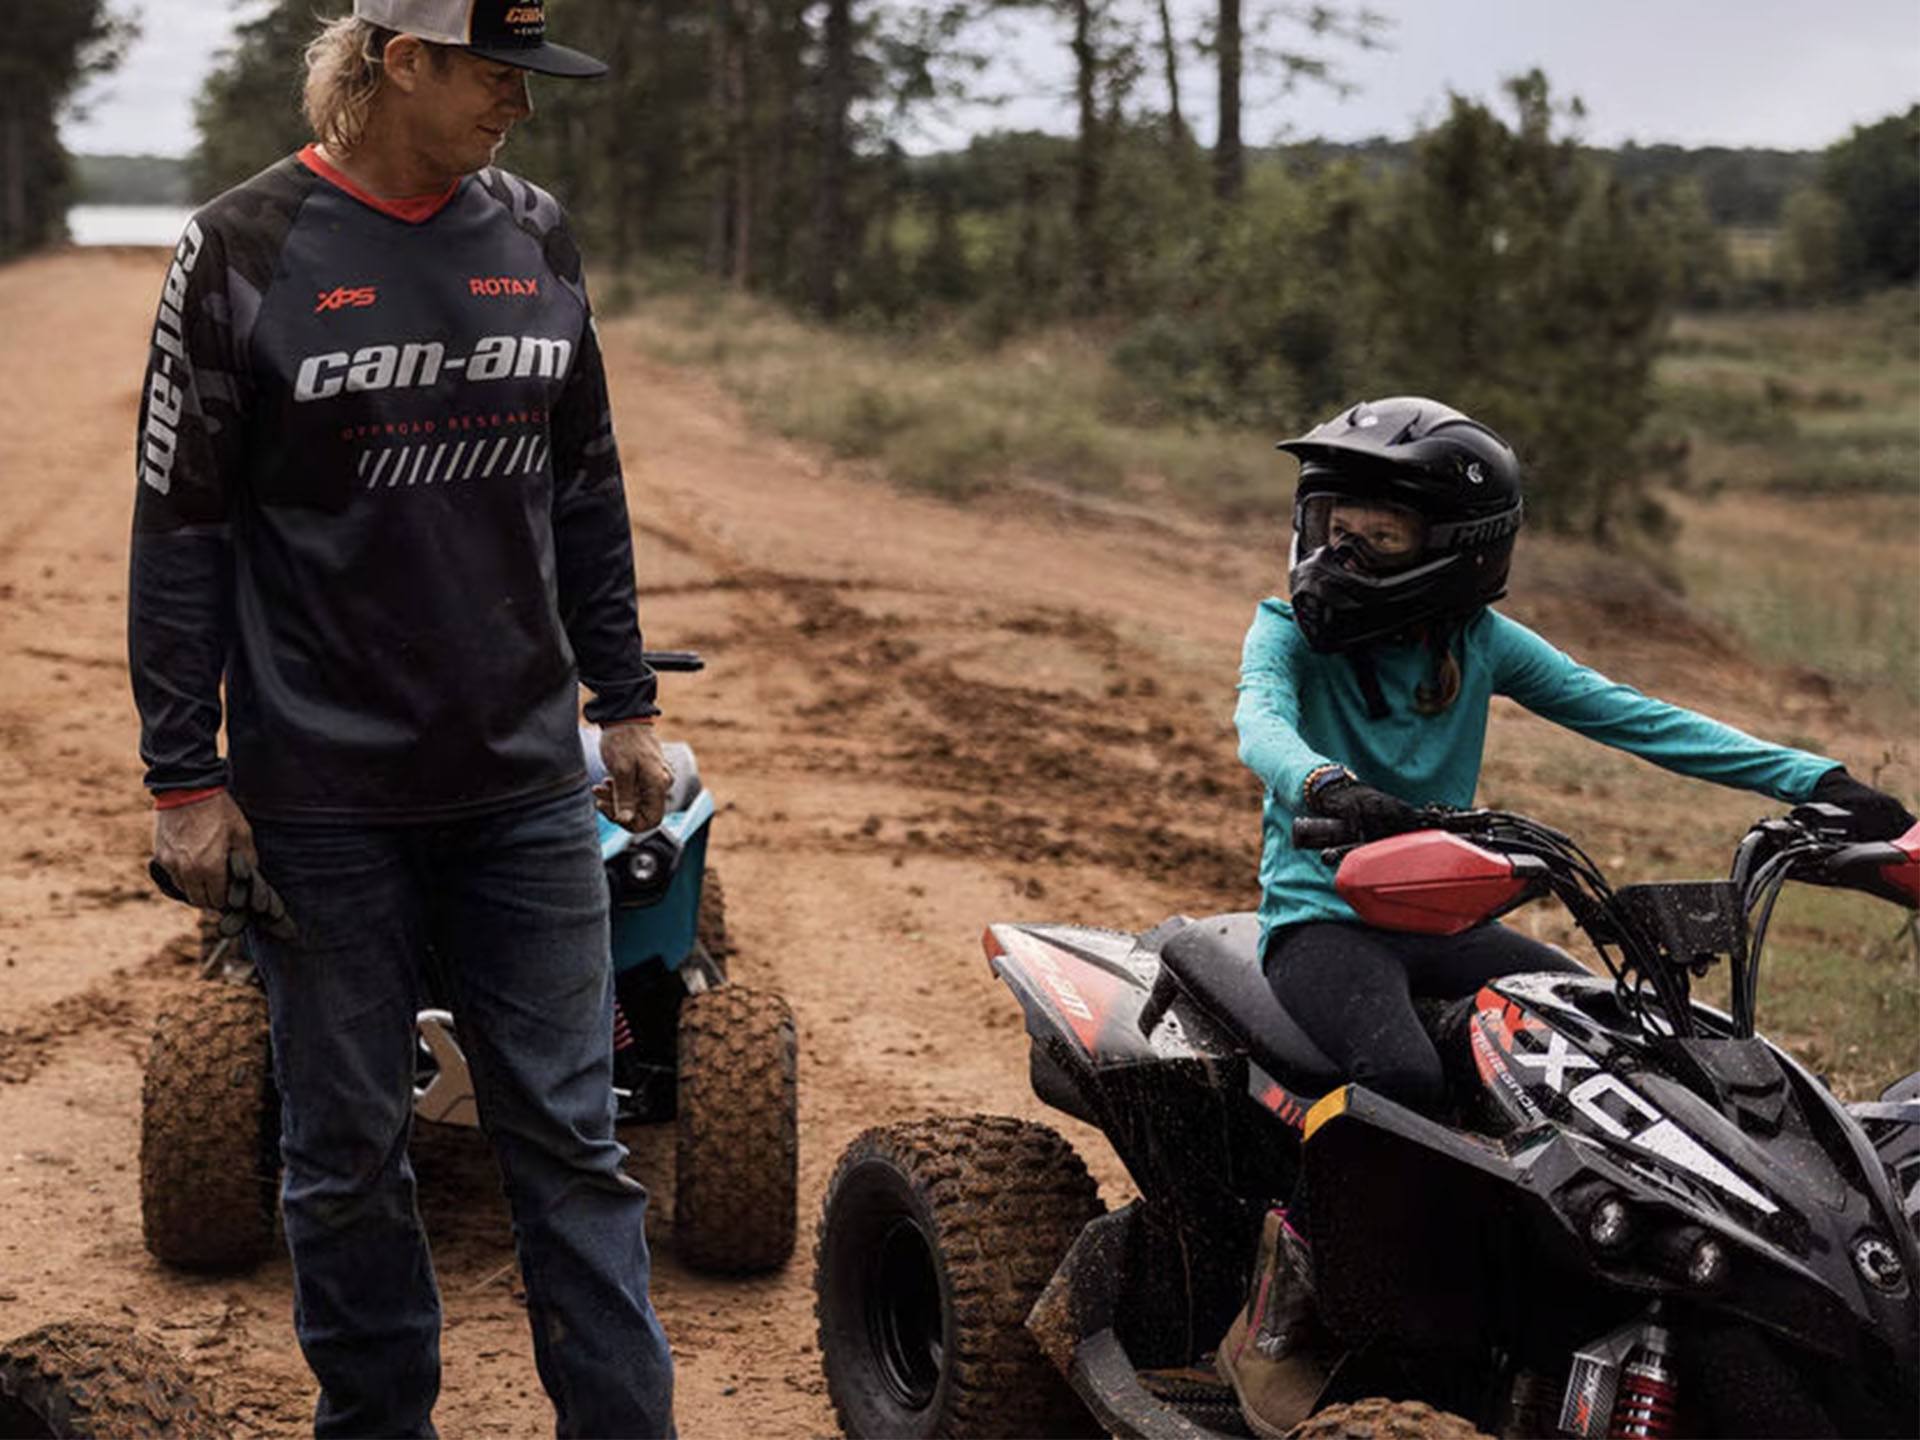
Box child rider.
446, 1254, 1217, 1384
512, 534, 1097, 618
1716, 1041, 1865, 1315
1216, 395, 1914, 1437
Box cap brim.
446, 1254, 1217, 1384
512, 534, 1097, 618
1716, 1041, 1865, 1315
465, 40, 607, 78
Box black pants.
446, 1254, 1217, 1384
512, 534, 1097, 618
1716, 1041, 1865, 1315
1265, 921, 1587, 1115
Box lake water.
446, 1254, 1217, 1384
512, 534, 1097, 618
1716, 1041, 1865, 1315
67, 205, 196, 248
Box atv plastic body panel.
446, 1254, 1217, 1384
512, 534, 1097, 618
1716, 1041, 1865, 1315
1335, 830, 1543, 934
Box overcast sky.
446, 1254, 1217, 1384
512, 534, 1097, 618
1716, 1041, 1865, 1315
63, 0, 1920, 160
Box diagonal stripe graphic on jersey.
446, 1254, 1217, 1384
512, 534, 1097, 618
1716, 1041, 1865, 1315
408, 447, 430, 486
482, 437, 511, 478
446, 441, 468, 481
526, 438, 548, 473
504, 436, 530, 475
463, 441, 486, 480
358, 450, 371, 480
423, 443, 449, 485
368, 449, 394, 488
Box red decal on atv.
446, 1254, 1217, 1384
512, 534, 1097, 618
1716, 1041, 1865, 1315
1335, 831, 1530, 934
994, 928, 1124, 1053
1256, 1081, 1309, 1128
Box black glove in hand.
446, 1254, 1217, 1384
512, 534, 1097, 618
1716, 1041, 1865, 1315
1809, 768, 1916, 843
1307, 775, 1421, 842
149, 851, 298, 942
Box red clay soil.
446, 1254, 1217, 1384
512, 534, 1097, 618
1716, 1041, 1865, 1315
0, 248, 1908, 1436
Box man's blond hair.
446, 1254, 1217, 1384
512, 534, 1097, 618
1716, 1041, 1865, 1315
303, 18, 453, 154
302, 18, 392, 154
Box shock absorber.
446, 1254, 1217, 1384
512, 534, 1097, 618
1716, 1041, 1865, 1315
1607, 1323, 1679, 1439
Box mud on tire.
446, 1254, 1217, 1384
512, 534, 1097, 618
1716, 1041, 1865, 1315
695, 868, 730, 971
814, 1115, 1105, 1439
0, 1321, 224, 1439
141, 984, 279, 1270
674, 984, 797, 1273
1288, 1398, 1493, 1440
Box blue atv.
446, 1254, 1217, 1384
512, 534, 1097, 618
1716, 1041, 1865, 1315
139, 651, 798, 1278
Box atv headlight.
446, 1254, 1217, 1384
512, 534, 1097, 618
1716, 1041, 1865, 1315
608, 833, 680, 907
1587, 1194, 1635, 1254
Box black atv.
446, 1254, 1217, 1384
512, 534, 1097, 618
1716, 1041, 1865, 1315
813, 802, 1920, 1438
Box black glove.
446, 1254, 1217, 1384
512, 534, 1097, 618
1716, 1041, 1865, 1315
1307, 774, 1422, 842
149, 852, 298, 942
1809, 769, 1915, 844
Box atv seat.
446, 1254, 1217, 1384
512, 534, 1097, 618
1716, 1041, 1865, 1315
1160, 913, 1344, 1092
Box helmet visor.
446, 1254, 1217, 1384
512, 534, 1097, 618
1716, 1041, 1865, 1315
1296, 495, 1430, 576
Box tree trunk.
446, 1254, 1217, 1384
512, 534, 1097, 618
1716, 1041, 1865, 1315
705, 0, 734, 277
812, 0, 854, 317
1070, 0, 1104, 306
1214, 0, 1243, 203
729, 12, 753, 289
1155, 0, 1187, 154
2, 107, 26, 258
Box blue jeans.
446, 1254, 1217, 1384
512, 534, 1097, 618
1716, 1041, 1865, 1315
249, 787, 675, 1439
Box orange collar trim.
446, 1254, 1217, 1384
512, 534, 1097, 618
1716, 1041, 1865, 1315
298, 145, 462, 224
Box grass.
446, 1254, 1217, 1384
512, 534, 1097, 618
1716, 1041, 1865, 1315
617, 274, 1281, 515
1653, 288, 1920, 710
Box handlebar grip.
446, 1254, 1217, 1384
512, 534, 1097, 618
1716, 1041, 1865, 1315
1292, 817, 1353, 850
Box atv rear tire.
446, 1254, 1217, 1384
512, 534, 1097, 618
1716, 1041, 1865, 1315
674, 984, 797, 1272
814, 1115, 1104, 1439
696, 868, 730, 970
141, 984, 279, 1270
0, 1321, 223, 1438
1288, 1398, 1492, 1440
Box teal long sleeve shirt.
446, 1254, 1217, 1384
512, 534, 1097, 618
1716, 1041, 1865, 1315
1236, 599, 1840, 949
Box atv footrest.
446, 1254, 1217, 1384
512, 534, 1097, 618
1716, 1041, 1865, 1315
1029, 1204, 1250, 1440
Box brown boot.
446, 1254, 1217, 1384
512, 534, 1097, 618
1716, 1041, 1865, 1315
1215, 1207, 1331, 1440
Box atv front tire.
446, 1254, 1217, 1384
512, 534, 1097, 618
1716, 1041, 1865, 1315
0, 1321, 223, 1439
814, 1115, 1104, 1439
696, 868, 730, 971
674, 985, 797, 1272
141, 984, 280, 1270
1288, 1398, 1493, 1440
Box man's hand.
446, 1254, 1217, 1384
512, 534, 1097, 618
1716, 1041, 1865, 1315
596, 723, 674, 831
153, 791, 257, 910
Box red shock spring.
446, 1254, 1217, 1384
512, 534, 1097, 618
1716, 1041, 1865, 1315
612, 996, 635, 1052
1607, 1356, 1679, 1439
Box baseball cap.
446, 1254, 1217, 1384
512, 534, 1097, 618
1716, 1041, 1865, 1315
353, 0, 609, 79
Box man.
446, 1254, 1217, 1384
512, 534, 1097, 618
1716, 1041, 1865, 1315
129, 3, 676, 1435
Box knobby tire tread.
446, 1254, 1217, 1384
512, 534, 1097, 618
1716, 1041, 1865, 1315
0, 1321, 224, 1439
675, 984, 798, 1272
816, 1113, 1105, 1439
140, 984, 278, 1270
1287, 1398, 1492, 1440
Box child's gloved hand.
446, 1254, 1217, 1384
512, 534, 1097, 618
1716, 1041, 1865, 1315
1809, 768, 1915, 842
1307, 773, 1421, 842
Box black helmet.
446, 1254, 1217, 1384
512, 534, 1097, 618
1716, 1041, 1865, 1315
1279, 396, 1523, 653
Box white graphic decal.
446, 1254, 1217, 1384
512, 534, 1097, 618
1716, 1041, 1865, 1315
295, 334, 573, 403
1510, 1031, 1599, 1093
140, 219, 206, 495
1569, 1072, 1777, 1215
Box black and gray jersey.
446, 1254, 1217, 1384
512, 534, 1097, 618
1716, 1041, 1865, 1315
130, 149, 655, 822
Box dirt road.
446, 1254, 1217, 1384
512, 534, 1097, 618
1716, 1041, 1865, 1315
0, 248, 1905, 1436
